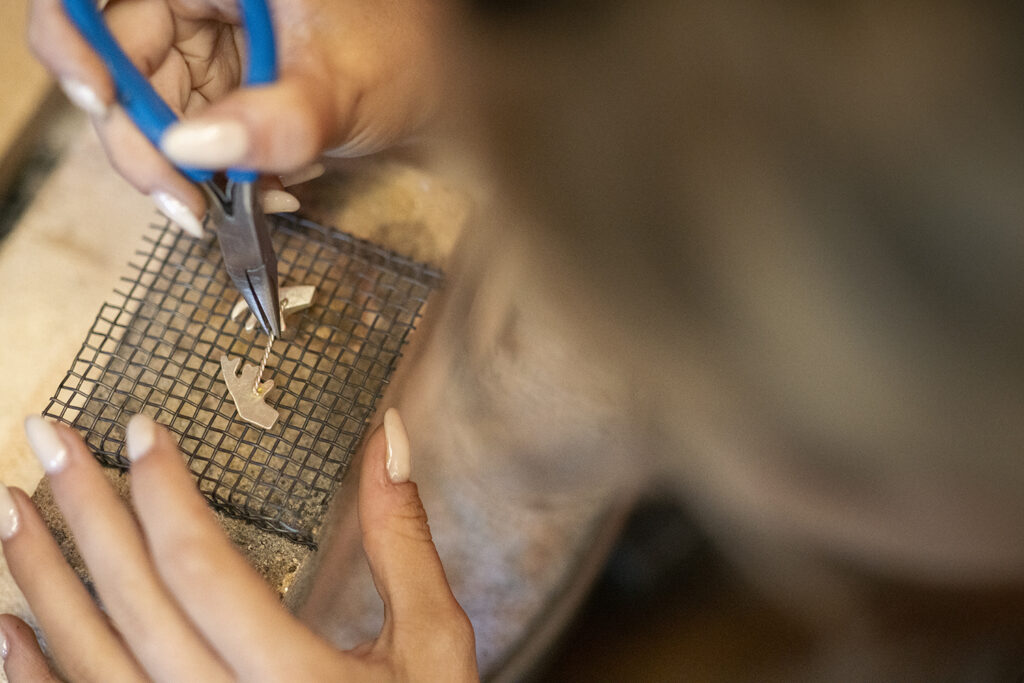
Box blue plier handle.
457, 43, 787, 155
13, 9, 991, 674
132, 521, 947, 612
62, 0, 284, 337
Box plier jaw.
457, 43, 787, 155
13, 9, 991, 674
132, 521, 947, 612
202, 180, 283, 338
63, 0, 283, 338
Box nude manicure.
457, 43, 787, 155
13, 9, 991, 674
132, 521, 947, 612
161, 119, 250, 168
261, 189, 301, 214
151, 191, 204, 238
125, 414, 156, 462
280, 162, 325, 187
383, 408, 411, 483
0, 485, 19, 540
24, 416, 68, 474
59, 77, 108, 118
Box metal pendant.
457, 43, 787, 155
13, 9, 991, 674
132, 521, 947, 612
220, 354, 279, 429
231, 285, 316, 332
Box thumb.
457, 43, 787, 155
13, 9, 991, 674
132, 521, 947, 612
358, 409, 466, 635
0, 615, 60, 683
159, 74, 342, 175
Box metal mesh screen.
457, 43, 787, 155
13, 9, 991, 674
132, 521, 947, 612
43, 215, 442, 547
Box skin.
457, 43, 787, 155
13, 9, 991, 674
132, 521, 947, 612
27, 0, 448, 218
0, 422, 478, 681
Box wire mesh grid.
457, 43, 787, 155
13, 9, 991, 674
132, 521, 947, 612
43, 215, 442, 547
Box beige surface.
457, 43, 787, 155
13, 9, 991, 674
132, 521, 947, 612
0, 117, 157, 632
0, 2, 55, 189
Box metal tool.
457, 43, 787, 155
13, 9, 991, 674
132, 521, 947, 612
63, 0, 283, 337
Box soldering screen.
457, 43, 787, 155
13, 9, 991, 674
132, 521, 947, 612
43, 215, 441, 547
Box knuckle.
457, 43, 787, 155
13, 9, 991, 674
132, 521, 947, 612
441, 608, 476, 652
400, 606, 476, 674
153, 533, 219, 585
386, 492, 434, 544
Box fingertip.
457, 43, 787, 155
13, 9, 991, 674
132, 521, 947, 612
0, 614, 59, 683
280, 162, 325, 188
186, 79, 334, 173
95, 106, 207, 219
160, 119, 250, 169
383, 409, 411, 484
0, 485, 20, 541
58, 77, 110, 119
261, 189, 300, 214
125, 414, 157, 463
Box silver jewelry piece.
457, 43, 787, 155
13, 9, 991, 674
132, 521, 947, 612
220, 353, 279, 429
230, 285, 316, 332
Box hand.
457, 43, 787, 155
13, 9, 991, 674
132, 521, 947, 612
28, 0, 448, 235
0, 411, 477, 682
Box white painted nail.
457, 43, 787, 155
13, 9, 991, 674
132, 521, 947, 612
383, 408, 411, 483
280, 162, 325, 187
161, 119, 249, 168
0, 485, 19, 541
262, 189, 301, 214
151, 191, 204, 238
24, 417, 68, 474
59, 77, 108, 118
1, 635, 8, 660
125, 414, 156, 462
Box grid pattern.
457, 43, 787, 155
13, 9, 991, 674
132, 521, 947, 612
44, 215, 442, 547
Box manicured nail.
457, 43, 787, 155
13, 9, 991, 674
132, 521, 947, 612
280, 162, 325, 187
1, 635, 8, 660
125, 414, 156, 462
151, 191, 204, 238
383, 408, 411, 483
262, 189, 300, 214
24, 417, 68, 474
59, 77, 108, 118
161, 119, 249, 168
0, 485, 19, 540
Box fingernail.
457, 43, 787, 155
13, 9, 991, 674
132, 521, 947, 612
161, 119, 249, 168
125, 414, 156, 462
59, 77, 108, 118
280, 162, 325, 187
1, 635, 8, 660
0, 485, 19, 540
383, 408, 411, 483
24, 417, 68, 474
262, 189, 301, 214
151, 191, 204, 238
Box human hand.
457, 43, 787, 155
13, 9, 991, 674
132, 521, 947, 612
0, 411, 477, 681
28, 0, 447, 236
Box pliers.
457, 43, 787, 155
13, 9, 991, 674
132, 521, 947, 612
62, 0, 284, 338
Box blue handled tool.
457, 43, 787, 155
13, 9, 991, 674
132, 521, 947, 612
62, 0, 284, 338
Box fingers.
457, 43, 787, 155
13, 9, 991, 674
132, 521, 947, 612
161, 75, 340, 175
0, 615, 61, 683
358, 409, 477, 674
0, 485, 145, 682
28, 0, 114, 117
95, 106, 208, 237
123, 415, 338, 680
22, 419, 231, 683
102, 0, 176, 80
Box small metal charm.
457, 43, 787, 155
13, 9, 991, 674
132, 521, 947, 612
231, 285, 316, 332
220, 354, 279, 429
